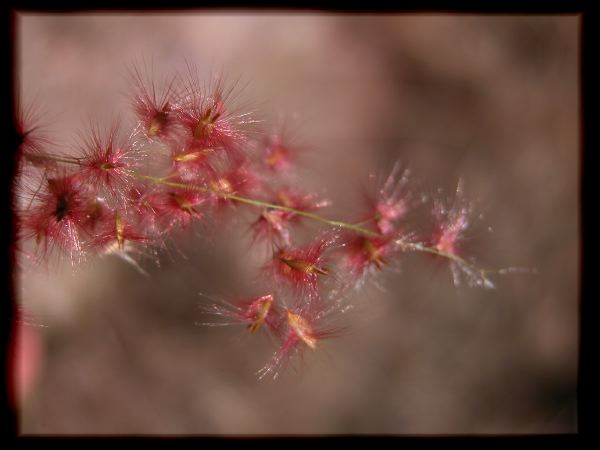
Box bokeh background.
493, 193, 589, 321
15, 14, 579, 434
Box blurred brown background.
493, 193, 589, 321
16, 14, 579, 434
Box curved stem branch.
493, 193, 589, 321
127, 171, 381, 237
23, 151, 493, 279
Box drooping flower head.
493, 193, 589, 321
257, 298, 346, 380
199, 294, 283, 337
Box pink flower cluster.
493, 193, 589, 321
14, 64, 492, 378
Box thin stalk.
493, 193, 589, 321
23, 151, 493, 280
399, 241, 494, 284
130, 171, 494, 286
25, 152, 82, 166
127, 171, 380, 237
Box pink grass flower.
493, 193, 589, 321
251, 189, 330, 246
262, 133, 294, 172
15, 100, 53, 167
266, 232, 339, 306
428, 180, 494, 289
129, 63, 180, 142
343, 233, 397, 275
20, 172, 88, 264
89, 209, 148, 254
362, 163, 412, 236
257, 302, 345, 380
199, 294, 283, 336
150, 186, 207, 234
125, 183, 181, 243
169, 138, 217, 182
429, 180, 472, 259
337, 228, 414, 292
76, 123, 142, 206
206, 162, 260, 208
174, 69, 254, 162
79, 196, 112, 234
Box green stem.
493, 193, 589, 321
25, 151, 494, 282
127, 171, 380, 238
